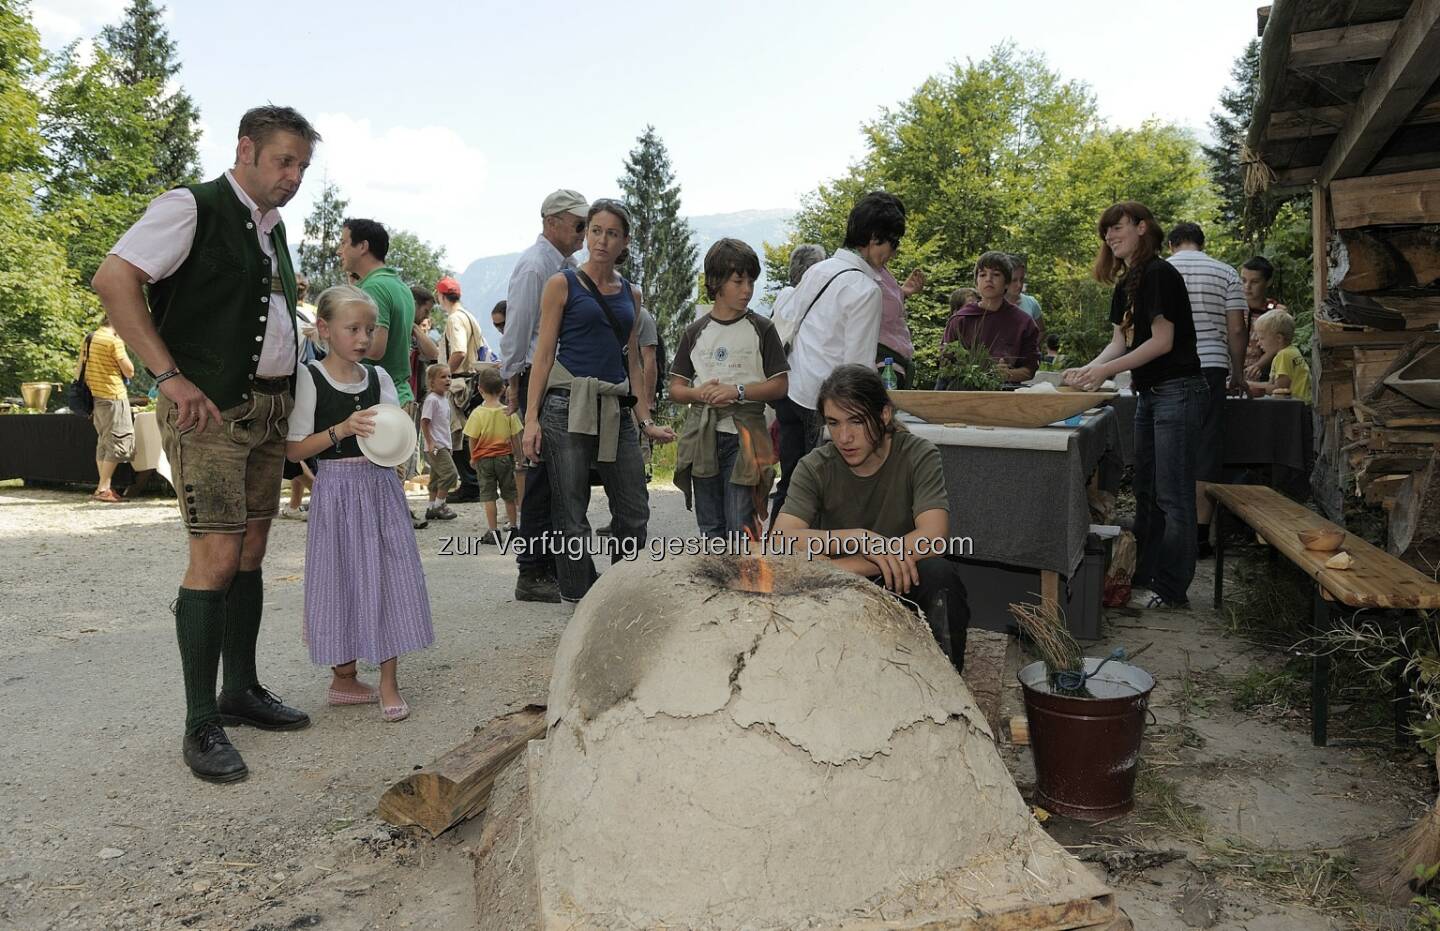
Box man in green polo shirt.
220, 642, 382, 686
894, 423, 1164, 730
337, 218, 416, 406
337, 217, 428, 527
92, 105, 320, 785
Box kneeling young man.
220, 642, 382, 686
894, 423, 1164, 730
771, 364, 970, 670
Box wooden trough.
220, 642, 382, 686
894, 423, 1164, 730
890, 390, 1116, 428
1384, 343, 1440, 409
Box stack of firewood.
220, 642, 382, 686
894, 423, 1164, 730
1314, 220, 1440, 568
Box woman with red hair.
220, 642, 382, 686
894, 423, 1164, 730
1064, 202, 1205, 610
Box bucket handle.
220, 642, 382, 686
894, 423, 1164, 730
1144, 707, 1158, 727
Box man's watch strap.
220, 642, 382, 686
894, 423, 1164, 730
154, 367, 181, 386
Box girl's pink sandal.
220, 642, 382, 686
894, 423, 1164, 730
381, 697, 410, 723
327, 685, 379, 706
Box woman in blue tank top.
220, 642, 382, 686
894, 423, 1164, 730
521, 199, 676, 602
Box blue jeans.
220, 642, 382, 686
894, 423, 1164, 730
1132, 375, 1206, 604
513, 367, 555, 572
540, 390, 650, 601
692, 432, 760, 540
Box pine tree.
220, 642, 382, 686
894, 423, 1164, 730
617, 126, 699, 352
1203, 39, 1277, 246
100, 0, 200, 188
299, 179, 349, 291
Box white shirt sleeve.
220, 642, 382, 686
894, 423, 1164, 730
109, 189, 198, 282
376, 367, 400, 406
841, 280, 884, 367
288, 364, 317, 442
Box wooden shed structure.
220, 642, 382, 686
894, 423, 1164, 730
1247, 0, 1440, 563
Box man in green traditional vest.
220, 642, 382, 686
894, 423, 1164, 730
92, 105, 320, 784
335, 217, 429, 528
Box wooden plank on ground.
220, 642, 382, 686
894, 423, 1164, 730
836, 892, 1121, 930
1207, 484, 1440, 609
378, 704, 546, 837
1332, 167, 1440, 227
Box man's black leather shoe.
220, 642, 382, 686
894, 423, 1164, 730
183, 723, 248, 783
515, 567, 561, 603
217, 684, 312, 731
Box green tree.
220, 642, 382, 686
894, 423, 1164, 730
1203, 39, 1273, 247
298, 179, 349, 291
618, 125, 699, 350
0, 173, 98, 397
100, 0, 200, 188
778, 45, 1216, 385
0, 3, 97, 397
385, 229, 449, 293
0, 0, 44, 173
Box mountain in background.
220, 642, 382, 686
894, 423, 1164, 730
456, 208, 794, 352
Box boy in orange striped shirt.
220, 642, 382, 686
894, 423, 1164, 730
463, 367, 522, 545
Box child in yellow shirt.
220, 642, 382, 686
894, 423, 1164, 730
462, 368, 522, 545
1247, 309, 1310, 403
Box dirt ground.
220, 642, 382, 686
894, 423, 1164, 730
0, 481, 1433, 930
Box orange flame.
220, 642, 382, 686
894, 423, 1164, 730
735, 555, 775, 594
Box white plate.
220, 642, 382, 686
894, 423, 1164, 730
355, 403, 416, 468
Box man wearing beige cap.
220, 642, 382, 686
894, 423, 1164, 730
501, 189, 589, 603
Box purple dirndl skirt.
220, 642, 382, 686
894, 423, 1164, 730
304, 457, 434, 665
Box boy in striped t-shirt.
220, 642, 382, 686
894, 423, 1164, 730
1167, 223, 1246, 557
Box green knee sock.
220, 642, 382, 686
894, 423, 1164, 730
221, 569, 264, 694
175, 587, 226, 734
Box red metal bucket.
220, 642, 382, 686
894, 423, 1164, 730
1018, 658, 1154, 821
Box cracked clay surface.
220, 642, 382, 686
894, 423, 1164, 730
524, 556, 1107, 930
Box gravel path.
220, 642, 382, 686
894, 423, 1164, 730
0, 480, 694, 930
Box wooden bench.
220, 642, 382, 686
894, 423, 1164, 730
1208, 484, 1440, 746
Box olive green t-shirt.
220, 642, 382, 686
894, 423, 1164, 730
780, 430, 949, 538
359, 265, 416, 405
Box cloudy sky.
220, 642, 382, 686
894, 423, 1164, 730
34, 0, 1267, 267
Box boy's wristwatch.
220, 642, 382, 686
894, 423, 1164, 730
641, 418, 655, 429
735, 383, 746, 402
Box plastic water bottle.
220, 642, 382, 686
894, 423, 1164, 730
881, 357, 897, 390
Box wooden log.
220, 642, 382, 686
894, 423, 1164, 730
1391, 230, 1440, 287
1356, 348, 1404, 399
1390, 459, 1432, 554
1319, 0, 1440, 185
1009, 715, 1031, 746
1332, 169, 1440, 228
1371, 292, 1440, 325
964, 629, 1012, 740
1289, 19, 1400, 68
1339, 230, 1408, 292
378, 704, 547, 837
1271, 95, 1440, 143
1317, 324, 1440, 349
